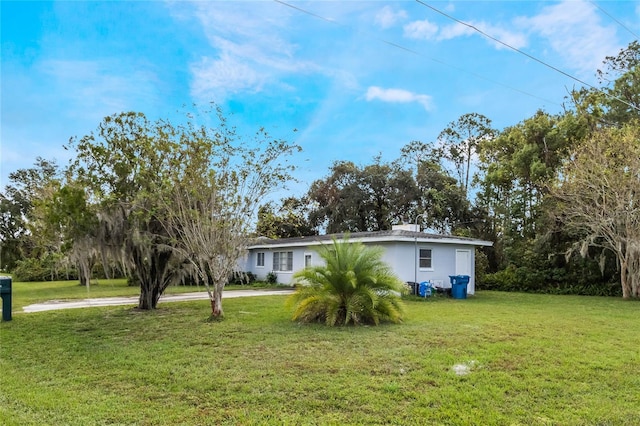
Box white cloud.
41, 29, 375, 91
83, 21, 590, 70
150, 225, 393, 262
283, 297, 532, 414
469, 22, 528, 50
403, 19, 439, 40
365, 86, 433, 111
518, 0, 620, 75
404, 19, 526, 50
436, 22, 474, 40
39, 59, 158, 120
190, 53, 264, 98
402, 0, 618, 76
181, 2, 317, 102
375, 5, 408, 29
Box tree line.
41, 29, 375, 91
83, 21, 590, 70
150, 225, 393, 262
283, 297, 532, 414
259, 42, 640, 299
0, 107, 300, 317
2, 42, 639, 306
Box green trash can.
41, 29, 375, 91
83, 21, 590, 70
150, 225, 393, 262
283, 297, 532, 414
0, 276, 12, 321
449, 275, 469, 299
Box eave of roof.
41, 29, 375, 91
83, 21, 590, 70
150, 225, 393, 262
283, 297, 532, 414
247, 230, 493, 249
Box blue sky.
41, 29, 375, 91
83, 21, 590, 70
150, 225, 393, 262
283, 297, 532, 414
2, 1, 638, 197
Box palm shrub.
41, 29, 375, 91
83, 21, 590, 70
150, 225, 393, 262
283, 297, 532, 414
287, 237, 406, 326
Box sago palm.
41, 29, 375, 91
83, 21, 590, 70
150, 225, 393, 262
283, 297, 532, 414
287, 237, 406, 326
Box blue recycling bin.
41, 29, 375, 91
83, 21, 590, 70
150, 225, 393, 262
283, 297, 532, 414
449, 275, 470, 299
418, 281, 433, 297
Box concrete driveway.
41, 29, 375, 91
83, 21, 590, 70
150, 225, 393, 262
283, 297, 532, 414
22, 289, 294, 313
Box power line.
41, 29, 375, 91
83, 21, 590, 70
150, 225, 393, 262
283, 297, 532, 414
273, 0, 337, 25
415, 0, 640, 113
415, 0, 592, 87
589, 1, 639, 40
274, 0, 560, 107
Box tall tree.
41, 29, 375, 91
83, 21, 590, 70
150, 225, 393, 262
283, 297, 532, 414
551, 123, 640, 299
257, 197, 316, 239
162, 111, 300, 318
572, 41, 640, 128
0, 158, 59, 271
477, 111, 583, 242
32, 182, 99, 287
415, 159, 469, 234
438, 113, 495, 196
596, 40, 640, 124
67, 109, 299, 312
307, 159, 418, 233
399, 140, 442, 175
360, 159, 418, 231
308, 161, 364, 233
67, 112, 189, 309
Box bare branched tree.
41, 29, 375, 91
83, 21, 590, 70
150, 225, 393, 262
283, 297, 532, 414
162, 108, 300, 318
552, 123, 640, 298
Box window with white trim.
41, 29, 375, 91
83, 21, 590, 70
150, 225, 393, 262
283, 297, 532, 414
256, 252, 265, 267
419, 248, 432, 269
304, 253, 312, 268
273, 251, 293, 272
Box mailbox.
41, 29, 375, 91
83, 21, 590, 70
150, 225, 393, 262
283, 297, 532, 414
0, 276, 12, 321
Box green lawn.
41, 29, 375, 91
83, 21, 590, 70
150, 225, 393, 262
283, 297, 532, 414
1, 289, 639, 425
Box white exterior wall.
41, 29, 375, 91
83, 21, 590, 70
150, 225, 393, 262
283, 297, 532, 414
243, 246, 316, 285
240, 240, 477, 294
368, 241, 476, 294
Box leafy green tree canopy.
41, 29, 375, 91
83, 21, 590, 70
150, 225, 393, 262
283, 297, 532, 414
572, 41, 640, 127
66, 108, 300, 311
438, 113, 495, 196
0, 158, 59, 271
307, 158, 418, 233
257, 197, 316, 239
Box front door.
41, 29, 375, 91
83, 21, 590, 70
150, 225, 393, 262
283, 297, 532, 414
455, 249, 471, 276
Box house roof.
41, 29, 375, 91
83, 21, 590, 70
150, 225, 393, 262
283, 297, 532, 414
248, 230, 493, 249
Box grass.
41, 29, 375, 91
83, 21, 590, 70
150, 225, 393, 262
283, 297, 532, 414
1, 287, 639, 425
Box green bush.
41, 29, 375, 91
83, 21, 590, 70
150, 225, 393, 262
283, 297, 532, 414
266, 271, 278, 284
12, 255, 79, 282
480, 264, 621, 297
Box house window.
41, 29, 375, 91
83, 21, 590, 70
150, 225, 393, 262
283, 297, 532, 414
273, 251, 293, 272
304, 253, 312, 268
256, 252, 265, 267
419, 248, 432, 269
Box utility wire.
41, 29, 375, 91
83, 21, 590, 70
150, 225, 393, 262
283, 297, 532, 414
415, 0, 640, 113
274, 0, 560, 107
415, 0, 591, 86
589, 0, 639, 40
274, 0, 337, 25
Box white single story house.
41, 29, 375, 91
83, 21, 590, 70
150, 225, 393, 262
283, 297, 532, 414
239, 224, 493, 295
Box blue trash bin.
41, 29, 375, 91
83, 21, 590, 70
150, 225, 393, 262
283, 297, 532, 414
418, 281, 432, 297
449, 275, 470, 299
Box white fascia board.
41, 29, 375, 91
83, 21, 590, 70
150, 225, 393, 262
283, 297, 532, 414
249, 241, 322, 250
249, 235, 493, 250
